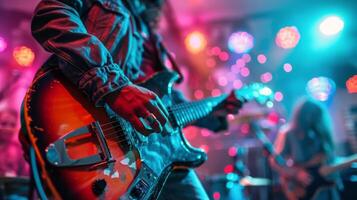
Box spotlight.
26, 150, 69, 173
319, 16, 344, 36
185, 31, 207, 54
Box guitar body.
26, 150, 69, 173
22, 69, 207, 199
280, 167, 334, 200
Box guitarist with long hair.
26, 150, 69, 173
20, 0, 243, 199
270, 98, 343, 200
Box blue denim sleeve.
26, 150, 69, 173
171, 89, 228, 132
31, 0, 131, 106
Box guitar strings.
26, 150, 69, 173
99, 100, 211, 130
99, 101, 211, 139
79, 97, 230, 147
99, 100, 217, 142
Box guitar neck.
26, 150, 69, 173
169, 94, 227, 127
319, 154, 357, 177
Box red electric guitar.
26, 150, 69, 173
21, 68, 272, 199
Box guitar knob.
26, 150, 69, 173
92, 179, 107, 196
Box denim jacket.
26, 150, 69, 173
32, 0, 150, 106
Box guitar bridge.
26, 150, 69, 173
45, 121, 115, 167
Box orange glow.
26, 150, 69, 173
275, 26, 300, 49
346, 75, 357, 93
185, 31, 207, 54
13, 46, 35, 67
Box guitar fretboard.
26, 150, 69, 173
169, 95, 227, 127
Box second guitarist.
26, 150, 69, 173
269, 98, 343, 200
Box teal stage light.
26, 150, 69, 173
319, 16, 344, 36
306, 77, 336, 101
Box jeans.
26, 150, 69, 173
158, 169, 209, 200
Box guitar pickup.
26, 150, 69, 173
45, 121, 115, 167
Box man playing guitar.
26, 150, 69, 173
20, 0, 244, 199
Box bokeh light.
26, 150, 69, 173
211, 88, 221, 97
240, 67, 250, 77
260, 72, 272, 83
283, 63, 293, 72
275, 26, 300, 49
240, 123, 250, 135
210, 46, 221, 55
274, 91, 284, 102
233, 79, 243, 89
306, 77, 336, 101
185, 31, 207, 54
242, 54, 251, 63
346, 75, 357, 93
218, 76, 228, 86
206, 58, 216, 68
257, 54, 267, 64
219, 51, 230, 61
224, 164, 234, 174
213, 192, 221, 200
0, 36, 7, 52
266, 101, 274, 108
228, 146, 237, 157
13, 46, 35, 67
319, 16, 344, 36
194, 89, 204, 99
228, 31, 254, 54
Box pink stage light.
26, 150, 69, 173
206, 58, 216, 68
224, 164, 234, 174
218, 76, 228, 86
274, 91, 284, 102
0, 36, 7, 52
194, 89, 204, 99
228, 31, 254, 54
242, 53, 251, 63
257, 54, 267, 64
276, 26, 300, 49
185, 31, 207, 54
228, 146, 237, 157
210, 46, 221, 55
233, 79, 243, 89
260, 72, 272, 83
283, 63, 293, 72
213, 192, 221, 200
211, 88, 221, 97
219, 51, 230, 61
240, 67, 250, 77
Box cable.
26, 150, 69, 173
29, 146, 48, 200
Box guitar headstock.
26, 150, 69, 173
234, 83, 274, 106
